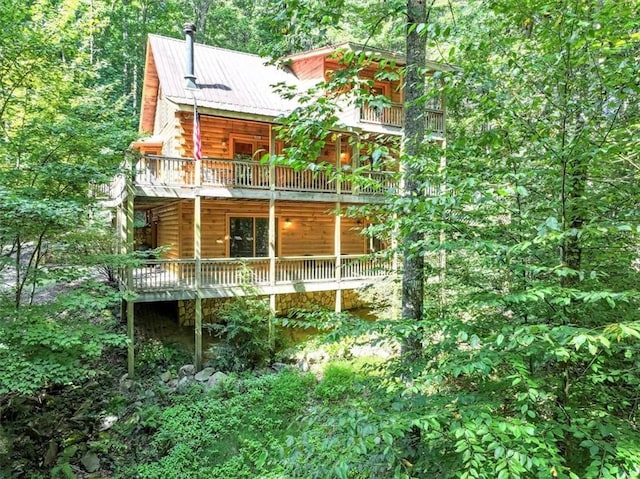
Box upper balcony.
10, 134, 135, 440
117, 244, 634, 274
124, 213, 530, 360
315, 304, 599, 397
359, 102, 445, 136
99, 155, 413, 204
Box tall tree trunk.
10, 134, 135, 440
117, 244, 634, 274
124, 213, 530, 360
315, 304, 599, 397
401, 0, 428, 355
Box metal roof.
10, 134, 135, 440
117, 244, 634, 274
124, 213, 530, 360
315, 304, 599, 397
148, 34, 301, 118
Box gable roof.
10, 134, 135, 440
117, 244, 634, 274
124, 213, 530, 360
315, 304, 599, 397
284, 42, 406, 65
142, 34, 301, 129
140, 35, 452, 136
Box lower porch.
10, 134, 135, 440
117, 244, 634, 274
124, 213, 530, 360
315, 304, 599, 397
129, 254, 391, 302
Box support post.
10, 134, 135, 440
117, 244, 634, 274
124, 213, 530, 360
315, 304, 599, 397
125, 160, 135, 377
334, 135, 342, 313
268, 126, 277, 341
194, 159, 203, 370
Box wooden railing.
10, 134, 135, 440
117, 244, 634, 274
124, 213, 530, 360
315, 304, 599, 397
131, 255, 390, 292
276, 256, 336, 282
359, 102, 445, 136
360, 103, 405, 127
425, 108, 446, 135
130, 155, 400, 196
341, 254, 391, 280
94, 157, 442, 201
90, 174, 126, 202
274, 166, 334, 193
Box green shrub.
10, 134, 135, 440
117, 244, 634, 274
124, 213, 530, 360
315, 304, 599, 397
315, 361, 363, 403
135, 338, 191, 374
205, 296, 279, 372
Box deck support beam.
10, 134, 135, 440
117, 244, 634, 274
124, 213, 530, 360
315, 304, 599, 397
268, 126, 277, 320
334, 135, 342, 313
268, 126, 278, 345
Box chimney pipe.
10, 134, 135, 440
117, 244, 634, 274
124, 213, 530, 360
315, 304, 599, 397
184, 23, 197, 89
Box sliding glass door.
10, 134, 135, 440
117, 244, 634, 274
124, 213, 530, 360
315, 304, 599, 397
229, 217, 276, 257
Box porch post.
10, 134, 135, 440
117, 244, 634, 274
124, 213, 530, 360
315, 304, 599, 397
268, 126, 277, 341
194, 159, 203, 371
334, 135, 342, 313
125, 161, 135, 377
352, 134, 359, 195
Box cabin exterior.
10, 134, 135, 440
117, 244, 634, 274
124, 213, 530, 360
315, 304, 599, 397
103, 25, 446, 371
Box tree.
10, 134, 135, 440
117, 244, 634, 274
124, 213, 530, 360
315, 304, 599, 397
0, 0, 132, 395
262, 0, 640, 477
400, 0, 428, 354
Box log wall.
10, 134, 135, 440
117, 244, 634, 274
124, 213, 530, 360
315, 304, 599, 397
150, 199, 366, 259
177, 115, 347, 166
154, 201, 182, 259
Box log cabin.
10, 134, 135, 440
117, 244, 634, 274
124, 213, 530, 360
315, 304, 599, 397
103, 24, 447, 372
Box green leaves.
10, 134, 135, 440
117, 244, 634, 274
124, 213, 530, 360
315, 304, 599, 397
0, 300, 126, 395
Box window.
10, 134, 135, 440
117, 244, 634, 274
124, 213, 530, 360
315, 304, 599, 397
367, 236, 385, 253
230, 135, 269, 161
229, 217, 277, 257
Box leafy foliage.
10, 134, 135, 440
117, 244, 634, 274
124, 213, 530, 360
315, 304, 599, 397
0, 282, 127, 395
261, 0, 640, 477
129, 370, 315, 479
205, 295, 279, 372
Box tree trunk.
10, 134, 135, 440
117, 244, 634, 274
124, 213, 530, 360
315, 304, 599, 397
401, 0, 428, 355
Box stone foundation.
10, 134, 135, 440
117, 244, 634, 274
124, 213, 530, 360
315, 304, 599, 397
177, 289, 366, 326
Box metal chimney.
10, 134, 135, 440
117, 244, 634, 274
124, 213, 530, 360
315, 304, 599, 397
184, 23, 198, 89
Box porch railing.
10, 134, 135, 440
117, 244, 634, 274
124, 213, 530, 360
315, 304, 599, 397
360, 103, 405, 127
359, 102, 445, 136
132, 156, 401, 196
131, 255, 391, 292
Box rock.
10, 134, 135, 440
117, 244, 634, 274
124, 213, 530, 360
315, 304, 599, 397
272, 362, 288, 372
298, 360, 310, 372
99, 415, 118, 431
159, 371, 172, 382
178, 364, 196, 378
167, 379, 178, 389
204, 371, 228, 390
306, 350, 328, 364
119, 373, 136, 393
81, 451, 100, 473
43, 440, 57, 467
176, 376, 192, 390
194, 367, 216, 382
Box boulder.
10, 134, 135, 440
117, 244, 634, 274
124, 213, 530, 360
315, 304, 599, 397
176, 376, 192, 391
271, 362, 288, 372
178, 364, 196, 378
194, 367, 216, 382
204, 371, 228, 391
99, 415, 118, 432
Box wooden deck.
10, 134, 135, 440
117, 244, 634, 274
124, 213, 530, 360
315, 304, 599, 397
359, 103, 445, 135
128, 254, 392, 301
132, 156, 397, 195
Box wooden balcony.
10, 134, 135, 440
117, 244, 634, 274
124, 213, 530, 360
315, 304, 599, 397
128, 254, 392, 301
132, 155, 397, 197
359, 102, 445, 136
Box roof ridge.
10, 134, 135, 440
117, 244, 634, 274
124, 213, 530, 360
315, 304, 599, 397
148, 33, 271, 61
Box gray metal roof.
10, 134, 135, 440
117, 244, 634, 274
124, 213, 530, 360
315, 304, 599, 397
149, 34, 300, 118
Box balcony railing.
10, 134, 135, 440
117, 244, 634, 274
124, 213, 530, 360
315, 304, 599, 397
133, 156, 397, 196
131, 255, 391, 292
359, 102, 445, 136
360, 103, 405, 127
